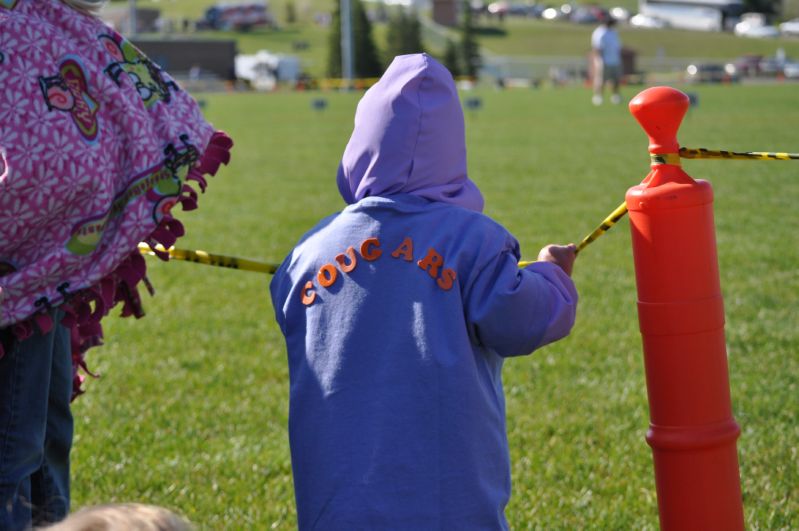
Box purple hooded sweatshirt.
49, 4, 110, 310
270, 54, 577, 530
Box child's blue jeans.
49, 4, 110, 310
0, 310, 73, 530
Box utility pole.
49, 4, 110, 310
340, 0, 353, 90
129, 0, 137, 36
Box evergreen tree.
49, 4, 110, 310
442, 38, 461, 77
374, 1, 389, 23
384, 9, 406, 65
743, 0, 778, 14
459, 0, 481, 79
327, 0, 342, 77
384, 8, 425, 67
405, 10, 424, 54
285, 0, 297, 24
327, 0, 381, 79
352, 0, 382, 78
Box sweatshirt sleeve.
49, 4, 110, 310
269, 259, 292, 335
463, 251, 578, 358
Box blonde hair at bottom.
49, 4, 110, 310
38, 503, 194, 531
59, 0, 107, 15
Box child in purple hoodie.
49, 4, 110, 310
270, 53, 577, 529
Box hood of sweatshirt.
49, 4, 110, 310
336, 53, 484, 212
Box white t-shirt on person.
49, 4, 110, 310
591, 25, 621, 66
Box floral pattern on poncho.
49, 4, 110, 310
0, 0, 233, 397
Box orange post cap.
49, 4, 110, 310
629, 87, 689, 155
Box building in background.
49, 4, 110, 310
433, 0, 458, 26
638, 0, 744, 31
134, 38, 238, 81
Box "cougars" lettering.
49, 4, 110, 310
301, 236, 456, 306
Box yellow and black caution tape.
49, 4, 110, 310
603, 145, 799, 265
650, 153, 682, 165
679, 147, 799, 161
139, 145, 798, 274
140, 200, 631, 274
138, 243, 279, 275
574, 200, 629, 254
517, 200, 629, 267
583, 145, 799, 266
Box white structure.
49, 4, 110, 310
735, 13, 780, 37
638, 0, 744, 31
235, 50, 300, 90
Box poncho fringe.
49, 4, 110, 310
1, 131, 233, 400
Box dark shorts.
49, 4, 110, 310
603, 64, 621, 83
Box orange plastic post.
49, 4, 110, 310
626, 87, 744, 530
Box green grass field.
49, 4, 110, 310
70, 83, 798, 529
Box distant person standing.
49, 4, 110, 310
591, 16, 622, 105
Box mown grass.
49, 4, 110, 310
70, 83, 798, 529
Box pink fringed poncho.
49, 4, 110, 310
0, 0, 233, 397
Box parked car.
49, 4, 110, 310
629, 13, 668, 28
725, 54, 763, 77
735, 12, 779, 38
783, 62, 799, 79
541, 4, 572, 20
507, 2, 545, 17
737, 24, 780, 37
487, 1, 509, 16
759, 55, 785, 76
608, 6, 630, 22
197, 1, 274, 31
685, 63, 739, 84
570, 5, 606, 24
779, 18, 799, 36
